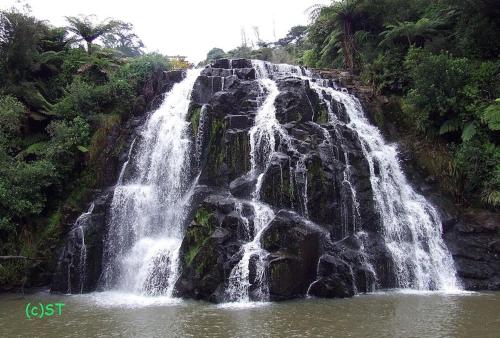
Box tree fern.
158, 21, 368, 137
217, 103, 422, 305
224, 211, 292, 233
461, 122, 477, 142
482, 100, 500, 131
439, 119, 460, 135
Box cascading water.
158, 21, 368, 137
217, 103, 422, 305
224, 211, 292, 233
99, 68, 202, 296
225, 61, 320, 302
61, 58, 459, 303
317, 86, 460, 290
59, 203, 94, 294
225, 68, 280, 302
299, 74, 458, 290
226, 59, 458, 302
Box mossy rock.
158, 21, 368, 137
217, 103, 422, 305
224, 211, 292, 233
200, 115, 228, 186
183, 207, 217, 267
187, 103, 202, 137
314, 102, 329, 124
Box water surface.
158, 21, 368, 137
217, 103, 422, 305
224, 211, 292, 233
1, 291, 499, 337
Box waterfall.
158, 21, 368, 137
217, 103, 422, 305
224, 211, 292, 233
225, 70, 280, 302
318, 87, 460, 290
99, 68, 202, 296
225, 61, 316, 302
226, 60, 458, 301
56, 203, 94, 294
62, 59, 459, 301
299, 75, 458, 291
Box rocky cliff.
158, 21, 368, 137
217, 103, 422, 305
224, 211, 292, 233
51, 59, 499, 301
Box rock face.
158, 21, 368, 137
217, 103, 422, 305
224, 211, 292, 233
174, 59, 387, 302
52, 59, 499, 299
51, 69, 187, 294
444, 210, 500, 290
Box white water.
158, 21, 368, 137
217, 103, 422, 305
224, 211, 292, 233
235, 60, 459, 292
71, 60, 458, 305
100, 69, 202, 296
226, 61, 320, 303
225, 67, 281, 302
61, 203, 94, 294
312, 82, 460, 291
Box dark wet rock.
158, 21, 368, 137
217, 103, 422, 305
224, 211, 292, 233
163, 69, 185, 86
274, 77, 321, 123
225, 114, 252, 130
261, 210, 322, 300
212, 59, 231, 69
201, 67, 233, 78
51, 191, 112, 293
174, 194, 254, 302
229, 174, 257, 198
234, 68, 256, 80
308, 255, 355, 298
230, 59, 253, 69
443, 210, 500, 291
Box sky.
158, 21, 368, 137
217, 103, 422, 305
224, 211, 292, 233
1, 0, 331, 62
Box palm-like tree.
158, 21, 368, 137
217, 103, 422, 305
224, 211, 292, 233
309, 0, 360, 72
379, 17, 445, 47
65, 15, 118, 55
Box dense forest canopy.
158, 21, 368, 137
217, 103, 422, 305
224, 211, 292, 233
203, 0, 499, 209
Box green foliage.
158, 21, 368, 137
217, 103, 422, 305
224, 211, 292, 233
0, 157, 57, 221
0, 95, 25, 150
302, 0, 499, 207
101, 21, 144, 57
184, 208, 215, 266
0, 8, 171, 287
65, 15, 120, 55
482, 101, 500, 131
302, 49, 318, 68
206, 47, 226, 62
227, 46, 252, 59
116, 53, 170, 92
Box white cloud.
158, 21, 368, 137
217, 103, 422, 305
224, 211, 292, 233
1, 0, 330, 62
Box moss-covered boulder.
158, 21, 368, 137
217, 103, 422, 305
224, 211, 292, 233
174, 194, 255, 302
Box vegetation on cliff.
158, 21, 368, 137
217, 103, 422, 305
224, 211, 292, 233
204, 0, 499, 208
0, 6, 188, 288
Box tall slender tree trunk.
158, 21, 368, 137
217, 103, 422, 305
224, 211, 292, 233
342, 19, 356, 73
86, 40, 92, 55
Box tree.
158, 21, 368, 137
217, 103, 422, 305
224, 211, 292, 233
309, 0, 361, 72
206, 48, 226, 62
65, 15, 118, 55
276, 25, 308, 47
379, 17, 445, 47
101, 21, 144, 57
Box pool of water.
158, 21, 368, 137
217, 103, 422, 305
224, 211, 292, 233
1, 290, 499, 337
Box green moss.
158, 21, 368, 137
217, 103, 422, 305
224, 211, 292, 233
308, 160, 325, 186
190, 107, 201, 135
205, 116, 227, 178
184, 207, 216, 267
315, 106, 329, 124
185, 244, 202, 266
307, 159, 326, 210
89, 114, 122, 162
42, 209, 63, 244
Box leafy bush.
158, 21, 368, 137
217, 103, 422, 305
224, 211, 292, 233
0, 95, 25, 151
115, 53, 171, 92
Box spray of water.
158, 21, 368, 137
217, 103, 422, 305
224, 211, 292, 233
100, 69, 202, 296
